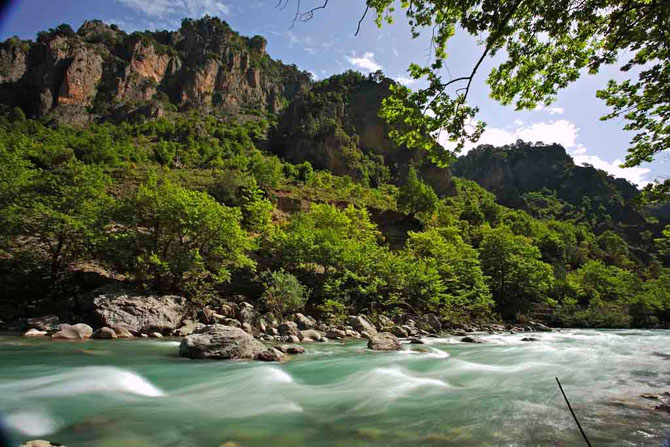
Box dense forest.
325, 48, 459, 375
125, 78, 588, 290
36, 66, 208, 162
1, 18, 669, 329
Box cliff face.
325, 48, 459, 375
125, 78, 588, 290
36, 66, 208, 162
0, 18, 310, 124
271, 71, 454, 196
452, 143, 644, 226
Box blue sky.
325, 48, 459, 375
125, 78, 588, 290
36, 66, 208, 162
0, 0, 664, 186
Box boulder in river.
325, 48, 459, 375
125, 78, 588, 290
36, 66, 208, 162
521, 337, 539, 342
389, 325, 409, 338
255, 348, 285, 362
348, 315, 378, 336
300, 329, 324, 342
367, 332, 401, 351
110, 324, 134, 338
424, 313, 442, 333
91, 290, 185, 335
326, 328, 346, 339
275, 344, 305, 354
461, 336, 485, 344
179, 325, 266, 360
26, 315, 60, 331
173, 321, 204, 337
91, 327, 117, 339
52, 323, 93, 340
23, 328, 48, 337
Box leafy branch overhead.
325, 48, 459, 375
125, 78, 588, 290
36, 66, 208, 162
288, 0, 670, 171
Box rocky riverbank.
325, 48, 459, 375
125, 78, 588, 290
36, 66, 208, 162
5, 287, 553, 362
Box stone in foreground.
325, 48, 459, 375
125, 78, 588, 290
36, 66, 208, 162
179, 324, 265, 360
21, 441, 65, 447
367, 332, 401, 351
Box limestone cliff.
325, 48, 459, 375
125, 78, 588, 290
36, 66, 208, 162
0, 18, 310, 123
270, 71, 454, 196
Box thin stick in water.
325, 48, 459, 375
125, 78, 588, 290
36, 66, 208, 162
556, 377, 593, 447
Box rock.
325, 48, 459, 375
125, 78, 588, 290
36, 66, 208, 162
241, 322, 253, 334
275, 344, 305, 354
376, 314, 393, 330
26, 315, 60, 331
110, 324, 134, 338
173, 321, 204, 337
402, 325, 419, 337
655, 403, 670, 413
345, 329, 361, 338
91, 327, 117, 339
424, 313, 442, 333
287, 335, 301, 343
222, 318, 242, 328
410, 337, 425, 344
255, 348, 285, 362
347, 315, 378, 336
278, 322, 302, 338
21, 441, 65, 447
23, 328, 48, 337
51, 323, 93, 340
179, 325, 266, 360
461, 336, 484, 344
641, 393, 661, 400
367, 332, 401, 351
360, 331, 372, 339
521, 337, 539, 342
326, 328, 346, 339
140, 334, 148, 338
300, 329, 324, 342
389, 325, 409, 338
219, 303, 235, 318
527, 321, 552, 332
452, 330, 467, 336
150, 332, 163, 338
91, 290, 185, 334
295, 313, 316, 330
236, 302, 256, 325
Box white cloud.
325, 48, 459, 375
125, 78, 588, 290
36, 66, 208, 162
117, 0, 229, 19
392, 47, 399, 57
473, 120, 579, 149
572, 153, 650, 186
512, 119, 524, 126
442, 119, 650, 186
394, 76, 416, 86
347, 52, 382, 72
547, 107, 565, 115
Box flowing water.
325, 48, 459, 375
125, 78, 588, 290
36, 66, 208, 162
1, 330, 669, 446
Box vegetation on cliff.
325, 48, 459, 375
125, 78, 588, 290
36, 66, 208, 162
0, 18, 669, 329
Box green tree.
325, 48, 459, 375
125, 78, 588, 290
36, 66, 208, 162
479, 227, 554, 319
1, 160, 111, 284
119, 176, 254, 295
285, 0, 669, 179
398, 167, 438, 217
261, 269, 310, 316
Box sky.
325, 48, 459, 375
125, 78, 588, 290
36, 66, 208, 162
0, 0, 665, 186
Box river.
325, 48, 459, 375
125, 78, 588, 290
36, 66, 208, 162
0, 330, 668, 446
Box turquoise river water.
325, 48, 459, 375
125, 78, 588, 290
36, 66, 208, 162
0, 330, 669, 446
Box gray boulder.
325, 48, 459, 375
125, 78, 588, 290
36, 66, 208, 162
236, 302, 257, 325
367, 332, 401, 351
91, 327, 117, 339
173, 321, 204, 337
278, 322, 301, 338
461, 336, 485, 344
91, 291, 185, 334
26, 315, 60, 331
110, 324, 134, 338
326, 328, 346, 339
295, 313, 316, 330
255, 348, 285, 362
23, 328, 47, 337
424, 313, 442, 333
300, 329, 324, 342
389, 326, 409, 338
275, 344, 305, 354
52, 323, 93, 340
179, 325, 265, 360
527, 321, 552, 332
347, 315, 378, 336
